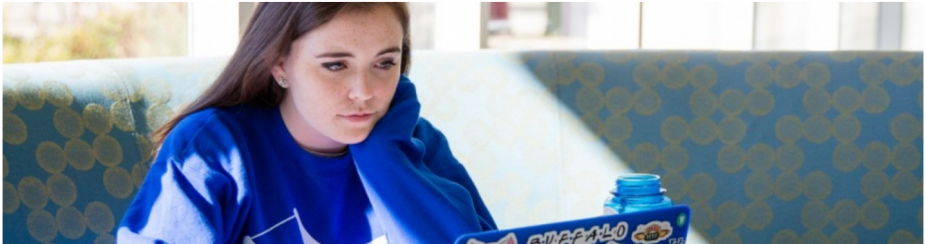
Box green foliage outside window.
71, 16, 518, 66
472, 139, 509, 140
4, 3, 187, 63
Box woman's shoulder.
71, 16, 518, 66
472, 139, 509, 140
178, 105, 263, 126
162, 105, 272, 156
173, 105, 271, 133
169, 107, 234, 139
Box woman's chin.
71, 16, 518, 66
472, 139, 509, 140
336, 131, 371, 145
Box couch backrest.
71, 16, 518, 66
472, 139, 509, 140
4, 57, 227, 243
4, 51, 922, 243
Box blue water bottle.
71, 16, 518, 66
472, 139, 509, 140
604, 173, 673, 215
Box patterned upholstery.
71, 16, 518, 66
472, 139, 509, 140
3, 51, 922, 243
3, 57, 227, 243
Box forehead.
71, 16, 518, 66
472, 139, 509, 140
294, 5, 403, 53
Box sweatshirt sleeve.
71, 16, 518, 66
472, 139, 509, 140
414, 118, 498, 231
349, 75, 496, 243
117, 113, 247, 244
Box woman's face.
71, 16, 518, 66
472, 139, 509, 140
274, 5, 403, 152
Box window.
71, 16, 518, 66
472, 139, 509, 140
480, 2, 922, 51
3, 3, 188, 63
5, 2, 920, 64
642, 2, 753, 50
485, 2, 641, 50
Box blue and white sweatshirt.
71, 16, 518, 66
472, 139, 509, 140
117, 76, 496, 243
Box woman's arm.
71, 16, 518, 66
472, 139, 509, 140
414, 118, 497, 231
117, 112, 247, 243
350, 75, 495, 243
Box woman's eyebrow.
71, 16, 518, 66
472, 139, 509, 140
377, 46, 400, 56
315, 46, 401, 59
316, 52, 352, 58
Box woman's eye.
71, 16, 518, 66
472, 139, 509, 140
322, 62, 346, 71
376, 60, 396, 70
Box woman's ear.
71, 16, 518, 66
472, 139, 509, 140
271, 56, 287, 79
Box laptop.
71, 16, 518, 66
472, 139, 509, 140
455, 205, 691, 244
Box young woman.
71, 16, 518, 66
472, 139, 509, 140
118, 3, 496, 243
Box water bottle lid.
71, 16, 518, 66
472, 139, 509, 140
614, 173, 663, 196
616, 173, 660, 186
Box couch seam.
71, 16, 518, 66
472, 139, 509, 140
106, 63, 144, 163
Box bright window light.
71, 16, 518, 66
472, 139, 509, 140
840, 3, 879, 50
586, 2, 639, 50
755, 2, 840, 51
902, 2, 923, 50
434, 2, 482, 51
641, 2, 753, 50
189, 2, 239, 57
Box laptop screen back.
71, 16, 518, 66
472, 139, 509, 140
455, 205, 691, 244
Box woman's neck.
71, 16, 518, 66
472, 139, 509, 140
278, 102, 348, 156
304, 146, 349, 158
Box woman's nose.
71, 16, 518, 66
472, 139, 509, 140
348, 72, 374, 101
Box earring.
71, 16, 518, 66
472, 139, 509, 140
277, 78, 287, 88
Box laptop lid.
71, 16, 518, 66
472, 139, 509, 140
455, 205, 690, 244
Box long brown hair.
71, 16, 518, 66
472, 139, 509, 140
151, 3, 411, 149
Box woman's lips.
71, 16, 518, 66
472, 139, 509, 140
341, 113, 373, 123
